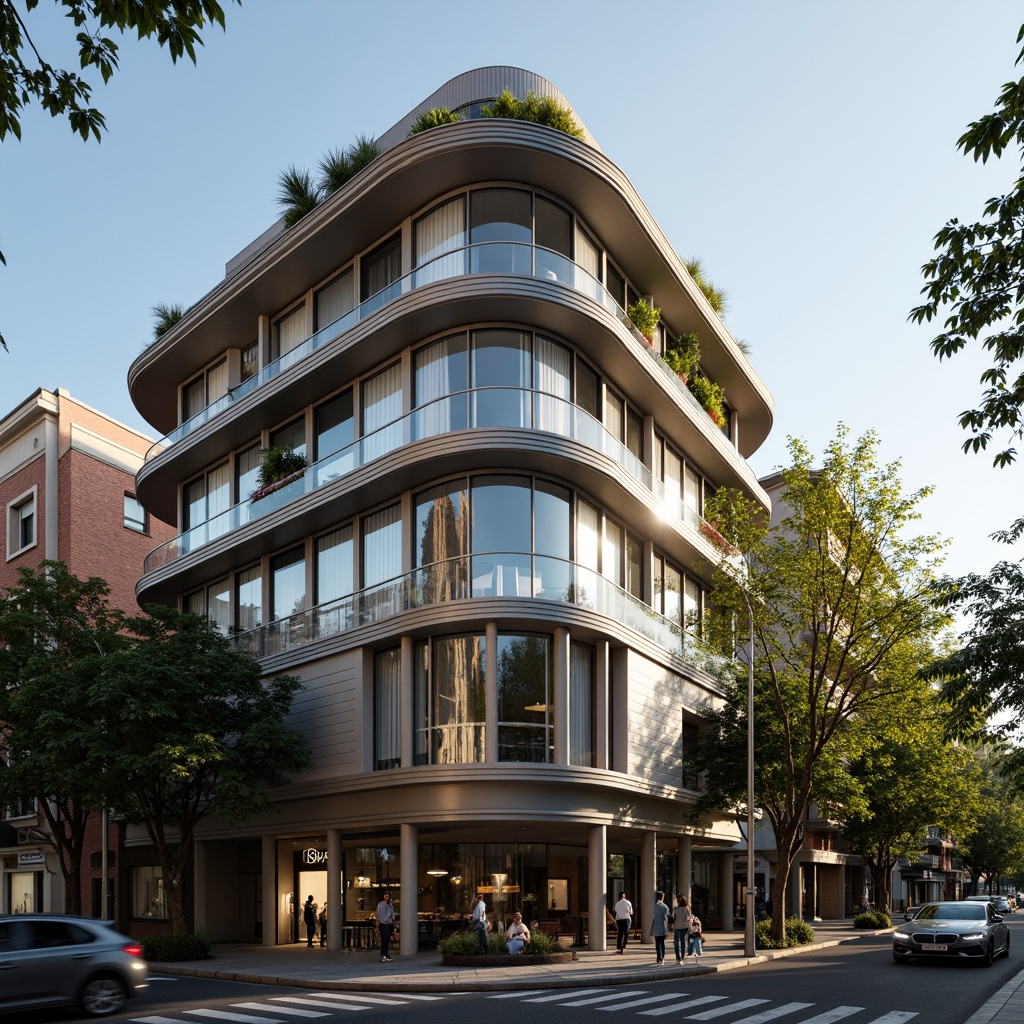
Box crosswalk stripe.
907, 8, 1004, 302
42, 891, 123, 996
864, 1015, 917, 1024
278, 996, 394, 1007
266, 999, 370, 1012
603, 994, 697, 1012
639, 997, 732, 1016
523, 988, 610, 1003
231, 1005, 329, 1017
184, 1011, 285, 1023
686, 998, 771, 1019
130, 1017, 180, 1023
489, 991, 547, 999
728, 1002, 815, 1024
559, 991, 649, 1007
795, 1007, 865, 1024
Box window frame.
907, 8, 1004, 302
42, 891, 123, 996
6, 487, 37, 560
123, 493, 148, 534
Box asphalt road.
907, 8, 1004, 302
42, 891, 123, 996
13, 918, 1024, 1024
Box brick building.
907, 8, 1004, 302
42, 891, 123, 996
0, 387, 174, 922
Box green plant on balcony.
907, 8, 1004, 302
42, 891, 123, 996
688, 374, 726, 428
276, 135, 380, 226
250, 447, 308, 503
663, 331, 700, 382
626, 297, 661, 343
408, 107, 463, 135
481, 89, 586, 140
151, 302, 188, 340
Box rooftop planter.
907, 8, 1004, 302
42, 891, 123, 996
408, 107, 463, 134
481, 89, 586, 140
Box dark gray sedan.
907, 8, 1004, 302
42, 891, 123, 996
893, 900, 1010, 966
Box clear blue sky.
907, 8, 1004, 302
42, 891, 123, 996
2, 0, 1021, 584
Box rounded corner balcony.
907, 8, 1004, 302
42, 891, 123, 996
134, 242, 772, 523
127, 120, 773, 450
222, 551, 734, 691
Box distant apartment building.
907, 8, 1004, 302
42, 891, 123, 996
127, 68, 775, 949
0, 387, 174, 922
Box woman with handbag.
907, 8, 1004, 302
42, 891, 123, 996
671, 895, 691, 964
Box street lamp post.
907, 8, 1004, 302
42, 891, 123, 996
744, 594, 755, 958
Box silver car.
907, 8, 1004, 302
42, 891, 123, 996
893, 900, 1010, 966
0, 914, 149, 1016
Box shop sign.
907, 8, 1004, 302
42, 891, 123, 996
302, 848, 327, 865
18, 851, 45, 868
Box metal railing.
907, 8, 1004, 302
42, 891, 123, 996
145, 241, 725, 461
226, 552, 731, 681
143, 387, 710, 574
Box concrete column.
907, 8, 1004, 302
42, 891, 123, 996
400, 635, 414, 768
595, 640, 610, 770
261, 835, 276, 947
640, 831, 656, 944
193, 840, 207, 935
400, 824, 418, 955
588, 825, 607, 951
327, 829, 342, 950
611, 647, 630, 774
719, 852, 734, 932
553, 628, 570, 765
485, 622, 498, 763
677, 836, 692, 905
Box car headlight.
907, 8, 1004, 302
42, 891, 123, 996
894, 930, 912, 940
961, 932, 986, 941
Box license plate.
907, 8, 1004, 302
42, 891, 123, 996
921, 943, 947, 951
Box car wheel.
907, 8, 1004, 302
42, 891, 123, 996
982, 940, 995, 968
80, 975, 127, 1017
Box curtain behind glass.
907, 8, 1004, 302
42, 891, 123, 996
236, 565, 262, 632
414, 335, 468, 437
316, 269, 355, 330
569, 643, 594, 767
375, 648, 401, 770
362, 363, 402, 461
206, 462, 231, 541
363, 504, 402, 587
208, 578, 231, 635
317, 525, 354, 604
182, 377, 206, 422
415, 197, 466, 284
361, 235, 402, 301
275, 305, 307, 360
206, 360, 228, 404
535, 336, 571, 434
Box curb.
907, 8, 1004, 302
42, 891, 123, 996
155, 929, 892, 992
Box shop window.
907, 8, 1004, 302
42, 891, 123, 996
132, 866, 168, 918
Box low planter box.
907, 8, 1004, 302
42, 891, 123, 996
440, 951, 575, 967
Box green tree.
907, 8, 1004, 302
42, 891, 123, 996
0, 561, 127, 913
839, 674, 980, 912
910, 23, 1024, 467
693, 426, 949, 942
960, 757, 1024, 895
91, 605, 310, 937
0, 0, 237, 351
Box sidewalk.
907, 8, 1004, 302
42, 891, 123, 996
155, 919, 892, 992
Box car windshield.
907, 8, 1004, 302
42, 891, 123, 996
916, 904, 986, 921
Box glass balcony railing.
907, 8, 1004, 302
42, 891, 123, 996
145, 242, 728, 462
226, 551, 732, 682
143, 387, 713, 574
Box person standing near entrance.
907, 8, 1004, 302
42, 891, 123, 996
471, 894, 489, 953
302, 895, 318, 948
375, 891, 395, 962
650, 890, 670, 965
613, 891, 633, 953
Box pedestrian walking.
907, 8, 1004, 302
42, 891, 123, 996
471, 894, 490, 953
613, 891, 633, 953
687, 911, 704, 959
376, 891, 396, 962
650, 890, 670, 965
671, 894, 691, 964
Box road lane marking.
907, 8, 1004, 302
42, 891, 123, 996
184, 1011, 285, 1023
794, 1008, 865, 1024
639, 997, 733, 1015
863, 1015, 917, 1024
686, 999, 771, 1019
728, 1003, 815, 1024
232, 1005, 329, 1017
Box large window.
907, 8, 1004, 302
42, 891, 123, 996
183, 462, 230, 535
181, 358, 228, 422
361, 233, 402, 302
472, 329, 531, 427
184, 577, 230, 635
236, 564, 263, 632
569, 642, 595, 767
315, 389, 355, 479
497, 634, 551, 762
273, 305, 307, 362
415, 636, 486, 765
316, 268, 354, 330
414, 481, 469, 577
7, 489, 36, 557
415, 197, 466, 282
362, 363, 402, 460
471, 476, 531, 598
124, 493, 147, 534
414, 334, 469, 435
363, 504, 402, 588
375, 648, 401, 771
132, 866, 168, 919
316, 525, 354, 605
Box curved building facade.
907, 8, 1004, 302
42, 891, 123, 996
128, 68, 774, 949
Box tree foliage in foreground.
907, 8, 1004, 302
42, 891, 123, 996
0, 562, 127, 914
692, 426, 948, 941
910, 23, 1024, 467
838, 673, 980, 912
0, 0, 237, 351
925, 516, 1024, 764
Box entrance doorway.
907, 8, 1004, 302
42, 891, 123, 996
295, 870, 327, 944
